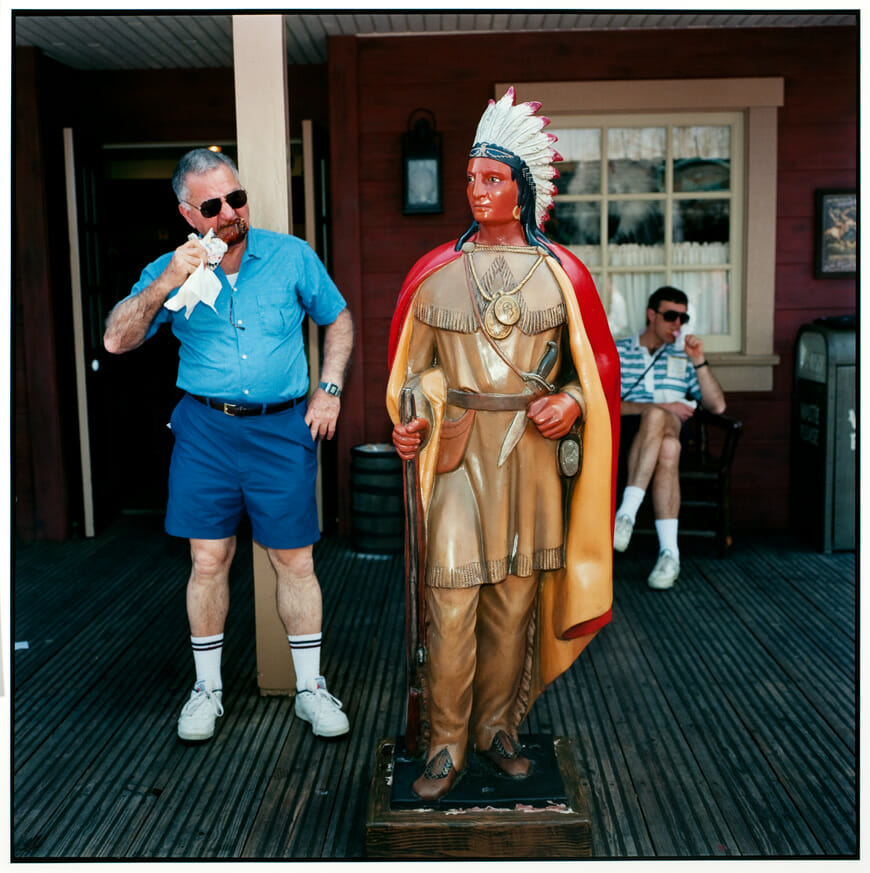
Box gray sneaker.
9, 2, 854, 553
177, 680, 224, 741
294, 676, 350, 737
613, 515, 634, 552
648, 549, 680, 589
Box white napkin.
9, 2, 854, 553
164, 229, 228, 319
654, 388, 697, 409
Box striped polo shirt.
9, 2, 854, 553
616, 332, 701, 404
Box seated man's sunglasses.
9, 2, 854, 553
183, 188, 247, 219
658, 309, 690, 325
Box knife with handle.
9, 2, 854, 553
497, 340, 559, 467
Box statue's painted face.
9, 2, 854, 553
466, 157, 519, 226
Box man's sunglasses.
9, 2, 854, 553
183, 188, 247, 219
657, 309, 690, 325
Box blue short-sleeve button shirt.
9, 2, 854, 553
127, 227, 347, 403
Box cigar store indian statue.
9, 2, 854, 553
387, 88, 621, 801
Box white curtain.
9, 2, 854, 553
673, 126, 731, 160
602, 126, 731, 337
554, 126, 732, 338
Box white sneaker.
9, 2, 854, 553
613, 515, 634, 552
648, 550, 680, 589
177, 680, 224, 741
294, 676, 350, 737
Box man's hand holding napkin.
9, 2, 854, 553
163, 229, 229, 320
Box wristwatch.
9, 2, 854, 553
318, 381, 342, 397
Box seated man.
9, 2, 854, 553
614, 286, 726, 589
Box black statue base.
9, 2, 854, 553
389, 733, 566, 810
365, 734, 592, 859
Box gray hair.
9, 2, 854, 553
172, 148, 240, 203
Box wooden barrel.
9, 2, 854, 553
351, 443, 404, 553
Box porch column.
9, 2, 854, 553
232, 14, 295, 695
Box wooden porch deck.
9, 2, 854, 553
12, 515, 857, 860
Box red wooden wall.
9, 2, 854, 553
13, 23, 857, 540
328, 25, 858, 534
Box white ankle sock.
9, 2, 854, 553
289, 633, 322, 691
191, 633, 223, 691
655, 519, 679, 558
617, 486, 646, 523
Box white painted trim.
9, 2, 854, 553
233, 15, 293, 234
303, 119, 324, 533
500, 79, 785, 112
63, 128, 95, 538
233, 14, 295, 693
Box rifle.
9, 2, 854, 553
399, 387, 427, 756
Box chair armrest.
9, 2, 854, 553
694, 408, 743, 471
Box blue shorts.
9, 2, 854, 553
165, 393, 320, 549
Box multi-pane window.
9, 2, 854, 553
547, 113, 743, 351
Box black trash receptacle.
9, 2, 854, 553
351, 443, 404, 553
792, 316, 856, 552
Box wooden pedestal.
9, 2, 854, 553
365, 735, 592, 859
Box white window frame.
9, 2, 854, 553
550, 111, 744, 353
500, 80, 784, 391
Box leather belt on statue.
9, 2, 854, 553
446, 388, 545, 412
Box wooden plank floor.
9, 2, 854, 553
12, 514, 856, 859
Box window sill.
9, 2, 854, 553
707, 354, 781, 392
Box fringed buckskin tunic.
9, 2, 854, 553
406, 245, 580, 589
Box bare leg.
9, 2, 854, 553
651, 431, 682, 520
267, 544, 323, 636
178, 538, 234, 740
628, 406, 683, 521
187, 537, 236, 636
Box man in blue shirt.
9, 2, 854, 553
614, 286, 725, 589
104, 149, 354, 742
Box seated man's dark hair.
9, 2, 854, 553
647, 285, 689, 313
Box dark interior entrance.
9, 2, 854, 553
80, 147, 208, 530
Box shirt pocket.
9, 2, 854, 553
256, 292, 298, 335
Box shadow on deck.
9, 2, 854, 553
12, 514, 857, 860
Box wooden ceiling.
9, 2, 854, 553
14, 11, 858, 70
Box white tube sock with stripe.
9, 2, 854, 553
288, 633, 322, 691
191, 633, 223, 691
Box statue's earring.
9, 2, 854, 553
512, 205, 521, 221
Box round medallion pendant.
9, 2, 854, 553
493, 294, 521, 326
483, 302, 512, 339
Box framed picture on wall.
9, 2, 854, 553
814, 188, 857, 278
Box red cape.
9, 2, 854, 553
388, 239, 621, 520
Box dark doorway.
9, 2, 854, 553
81, 145, 236, 529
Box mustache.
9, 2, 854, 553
216, 218, 248, 245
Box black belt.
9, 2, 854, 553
190, 394, 305, 416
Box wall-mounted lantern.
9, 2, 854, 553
402, 109, 443, 214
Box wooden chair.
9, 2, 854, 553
617, 408, 743, 557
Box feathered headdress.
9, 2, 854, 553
469, 86, 561, 229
